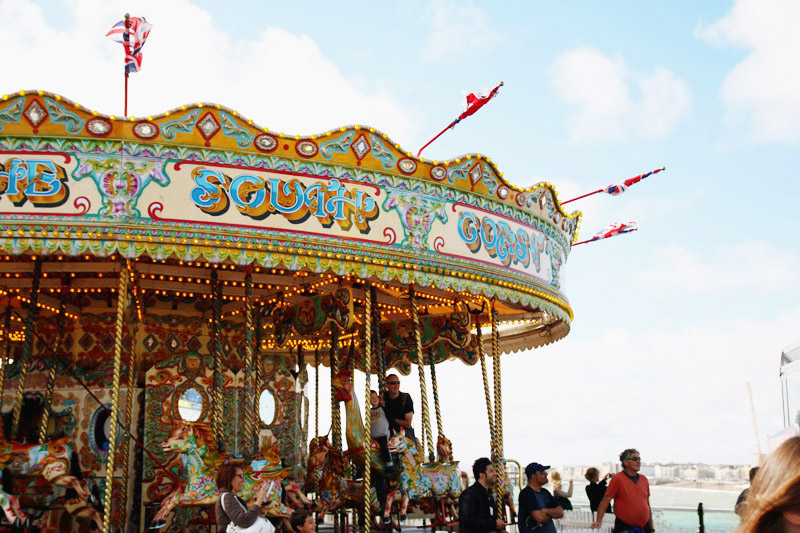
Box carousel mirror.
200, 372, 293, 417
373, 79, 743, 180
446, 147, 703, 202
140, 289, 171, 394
174, 382, 206, 422
259, 388, 277, 427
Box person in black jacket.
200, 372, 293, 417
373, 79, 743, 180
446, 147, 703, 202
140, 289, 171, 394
458, 457, 508, 533
585, 467, 613, 515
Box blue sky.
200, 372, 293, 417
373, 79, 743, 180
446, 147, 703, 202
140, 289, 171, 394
2, 0, 798, 466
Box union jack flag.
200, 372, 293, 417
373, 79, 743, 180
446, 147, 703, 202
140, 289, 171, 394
574, 222, 637, 246
603, 167, 665, 196
106, 16, 152, 73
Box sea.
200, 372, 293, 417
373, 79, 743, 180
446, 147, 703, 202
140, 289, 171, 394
560, 481, 741, 532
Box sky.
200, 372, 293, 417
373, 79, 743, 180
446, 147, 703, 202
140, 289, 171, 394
2, 0, 799, 467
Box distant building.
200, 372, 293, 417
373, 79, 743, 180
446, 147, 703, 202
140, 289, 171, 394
768, 340, 800, 452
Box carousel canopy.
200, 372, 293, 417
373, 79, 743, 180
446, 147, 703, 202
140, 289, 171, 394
0, 90, 580, 371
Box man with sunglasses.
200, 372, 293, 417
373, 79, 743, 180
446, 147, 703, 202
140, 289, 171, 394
592, 449, 653, 532
383, 374, 415, 443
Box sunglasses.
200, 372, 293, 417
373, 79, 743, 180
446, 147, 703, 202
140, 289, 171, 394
625, 457, 641, 461
387, 381, 400, 385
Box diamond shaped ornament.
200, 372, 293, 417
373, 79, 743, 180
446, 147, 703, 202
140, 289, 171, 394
197, 113, 220, 140
24, 100, 47, 127
351, 134, 371, 159
143, 333, 158, 352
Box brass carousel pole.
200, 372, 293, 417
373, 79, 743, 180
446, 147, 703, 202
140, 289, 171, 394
117, 261, 139, 529
102, 258, 129, 533
362, 284, 373, 533
211, 269, 225, 452
244, 268, 256, 456
410, 285, 434, 462
38, 285, 69, 443
254, 308, 264, 453
490, 301, 506, 484
314, 345, 320, 439
427, 347, 444, 449
11, 256, 42, 441
329, 325, 341, 533
370, 285, 386, 396
0, 308, 10, 420
475, 317, 496, 459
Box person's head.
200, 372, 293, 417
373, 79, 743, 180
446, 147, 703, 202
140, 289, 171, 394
620, 448, 641, 473
525, 462, 550, 488
217, 462, 245, 493
370, 390, 380, 408
585, 467, 600, 483
550, 470, 562, 489
386, 374, 401, 397
749, 466, 760, 483
290, 510, 315, 533
472, 457, 497, 486
740, 437, 800, 533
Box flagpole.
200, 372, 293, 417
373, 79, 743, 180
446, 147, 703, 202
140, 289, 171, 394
560, 188, 603, 206
123, 13, 130, 116
417, 121, 456, 157
561, 167, 666, 205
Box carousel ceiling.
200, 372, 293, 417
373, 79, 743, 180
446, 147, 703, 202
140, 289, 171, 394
0, 90, 581, 366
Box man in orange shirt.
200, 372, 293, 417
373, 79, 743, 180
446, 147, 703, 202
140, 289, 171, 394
591, 449, 653, 532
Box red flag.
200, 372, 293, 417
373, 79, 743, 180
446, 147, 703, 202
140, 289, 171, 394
417, 81, 504, 156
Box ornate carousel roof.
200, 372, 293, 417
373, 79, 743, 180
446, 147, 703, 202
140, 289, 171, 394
0, 90, 581, 372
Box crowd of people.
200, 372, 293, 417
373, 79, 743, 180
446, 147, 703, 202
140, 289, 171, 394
210, 368, 800, 533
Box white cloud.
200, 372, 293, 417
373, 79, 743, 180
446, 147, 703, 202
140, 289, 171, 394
697, 0, 800, 143
0, 0, 420, 143
548, 47, 690, 142
421, 0, 496, 62
634, 242, 800, 296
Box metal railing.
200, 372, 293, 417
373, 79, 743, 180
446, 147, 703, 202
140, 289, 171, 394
554, 503, 737, 533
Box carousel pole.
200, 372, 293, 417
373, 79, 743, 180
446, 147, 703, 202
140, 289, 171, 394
254, 304, 264, 453
118, 261, 139, 529
475, 317, 496, 456
427, 347, 444, 446
0, 308, 10, 421
329, 325, 342, 533
370, 285, 386, 395
314, 345, 320, 439
11, 256, 42, 441
102, 258, 129, 533
362, 284, 373, 533
38, 286, 69, 443
410, 285, 434, 462
244, 268, 256, 456
211, 269, 225, 452
490, 301, 506, 482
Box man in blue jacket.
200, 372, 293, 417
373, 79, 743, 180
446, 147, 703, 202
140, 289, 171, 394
458, 457, 508, 533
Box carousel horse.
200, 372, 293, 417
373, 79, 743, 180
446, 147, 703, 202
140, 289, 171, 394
331, 369, 390, 474
387, 428, 461, 501
304, 436, 381, 523
0, 431, 102, 530
151, 422, 309, 529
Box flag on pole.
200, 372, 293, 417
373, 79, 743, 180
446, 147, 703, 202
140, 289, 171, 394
417, 81, 504, 156
603, 167, 665, 196
573, 222, 637, 246
560, 166, 666, 205
106, 16, 152, 73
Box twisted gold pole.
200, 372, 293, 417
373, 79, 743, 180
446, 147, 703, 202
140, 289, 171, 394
427, 348, 443, 439
211, 269, 225, 452
102, 260, 129, 533
0, 308, 10, 433
38, 289, 68, 444
476, 319, 496, 456
11, 256, 42, 441
244, 269, 256, 456
491, 303, 505, 479
117, 261, 139, 530
314, 346, 319, 439
362, 284, 373, 533
330, 326, 341, 452
370, 285, 386, 396
255, 308, 263, 452
410, 286, 434, 461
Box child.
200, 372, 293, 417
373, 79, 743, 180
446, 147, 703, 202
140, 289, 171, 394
370, 390, 396, 475
290, 510, 315, 533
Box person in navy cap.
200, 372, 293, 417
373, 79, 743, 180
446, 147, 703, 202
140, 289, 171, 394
518, 463, 563, 533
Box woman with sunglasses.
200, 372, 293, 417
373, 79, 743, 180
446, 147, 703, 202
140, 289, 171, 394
216, 462, 274, 533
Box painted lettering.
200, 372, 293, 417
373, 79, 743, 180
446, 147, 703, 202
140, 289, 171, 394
0, 159, 69, 207
457, 211, 545, 272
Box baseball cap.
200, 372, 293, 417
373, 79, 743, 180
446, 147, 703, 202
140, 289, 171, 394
525, 463, 550, 478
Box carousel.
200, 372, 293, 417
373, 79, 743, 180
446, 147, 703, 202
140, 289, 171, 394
0, 89, 579, 532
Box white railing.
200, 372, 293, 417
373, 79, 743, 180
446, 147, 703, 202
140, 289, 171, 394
553, 504, 737, 533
